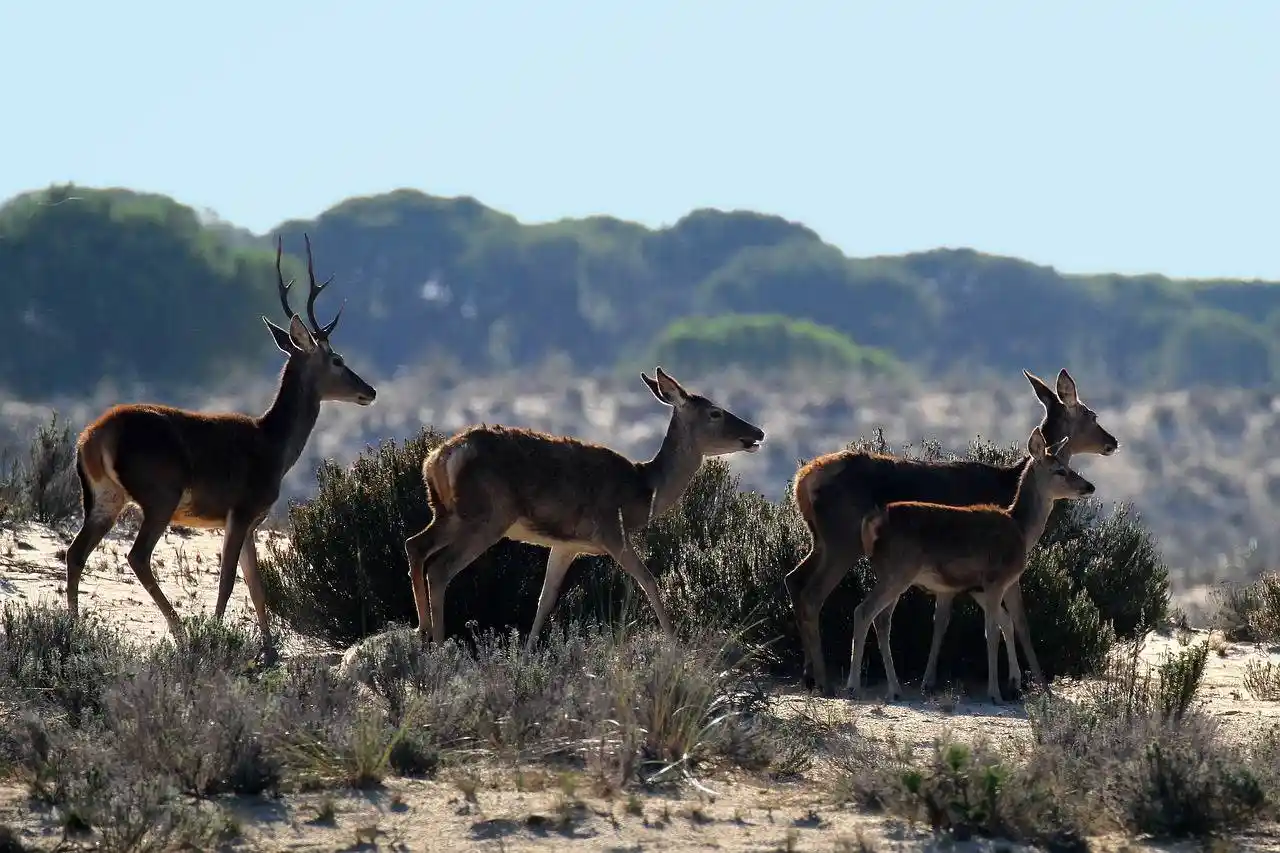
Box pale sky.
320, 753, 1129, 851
4, 1, 1277, 280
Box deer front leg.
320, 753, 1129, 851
971, 592, 1024, 695
214, 512, 253, 621
237, 532, 277, 666
602, 524, 673, 640
1001, 581, 1045, 693
870, 596, 903, 701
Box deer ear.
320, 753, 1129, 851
653, 367, 690, 405
1027, 426, 1048, 457
1024, 369, 1059, 410
263, 317, 299, 355
641, 372, 669, 405
1049, 435, 1070, 456
1056, 369, 1079, 406
288, 314, 318, 353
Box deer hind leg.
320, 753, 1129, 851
870, 596, 904, 701
423, 520, 507, 646
126, 493, 184, 635
526, 547, 578, 652
847, 566, 914, 701
405, 510, 460, 640
795, 541, 858, 696
66, 481, 127, 619
920, 591, 956, 694
786, 545, 825, 689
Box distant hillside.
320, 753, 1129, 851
3, 183, 1279, 398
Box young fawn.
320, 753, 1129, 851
851, 426, 1095, 704
403, 367, 766, 648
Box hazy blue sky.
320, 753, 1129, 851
4, 1, 1276, 279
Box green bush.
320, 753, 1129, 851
648, 312, 908, 377
260, 425, 1169, 686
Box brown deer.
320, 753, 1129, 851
851, 426, 1095, 704
404, 367, 766, 647
787, 368, 1118, 695
65, 235, 376, 664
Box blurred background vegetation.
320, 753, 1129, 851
4, 182, 1279, 400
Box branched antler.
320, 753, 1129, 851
274, 234, 345, 340
303, 234, 344, 340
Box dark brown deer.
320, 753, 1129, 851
65, 235, 376, 664
852, 427, 1095, 704
404, 367, 766, 648
787, 368, 1118, 695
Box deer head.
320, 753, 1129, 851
1024, 368, 1117, 457
263, 235, 376, 406
1025, 426, 1096, 501
640, 367, 765, 457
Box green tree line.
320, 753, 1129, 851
3, 183, 1279, 397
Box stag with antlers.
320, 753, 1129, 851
65, 235, 376, 664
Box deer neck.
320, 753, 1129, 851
1007, 462, 1058, 550
258, 359, 323, 476
640, 416, 705, 520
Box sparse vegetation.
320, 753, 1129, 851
0, 412, 78, 529
0, 601, 792, 846
840, 637, 1272, 845
1216, 570, 1280, 644
0, 415, 1270, 849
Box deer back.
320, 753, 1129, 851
868, 500, 1027, 592
799, 450, 1026, 531
426, 425, 652, 540
80, 403, 288, 525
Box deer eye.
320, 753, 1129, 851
331, 355, 344, 368
709, 408, 724, 420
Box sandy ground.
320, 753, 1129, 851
1, 521, 1279, 851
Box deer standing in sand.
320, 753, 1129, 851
65, 235, 376, 664
787, 369, 1118, 696
404, 367, 766, 648
852, 426, 1095, 704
